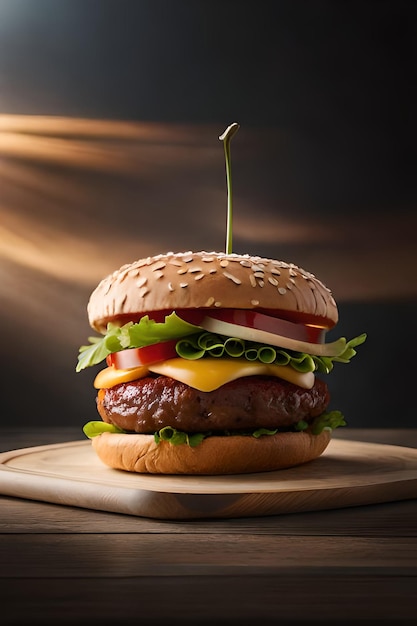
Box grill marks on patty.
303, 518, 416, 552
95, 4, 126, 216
96, 375, 330, 434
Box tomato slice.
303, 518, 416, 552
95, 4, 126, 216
106, 339, 178, 370
106, 307, 333, 371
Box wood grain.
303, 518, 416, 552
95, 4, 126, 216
1, 437, 417, 520
1, 429, 417, 625
2, 534, 417, 577
2, 576, 416, 624
1, 493, 417, 536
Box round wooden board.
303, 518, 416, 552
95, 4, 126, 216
1, 438, 416, 519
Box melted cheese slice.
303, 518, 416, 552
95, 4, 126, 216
94, 357, 314, 391
94, 365, 149, 389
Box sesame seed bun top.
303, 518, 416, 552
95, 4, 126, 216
87, 251, 338, 333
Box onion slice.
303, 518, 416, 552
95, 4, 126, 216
201, 316, 346, 357
203, 309, 326, 343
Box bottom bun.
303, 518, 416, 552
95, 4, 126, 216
91, 429, 332, 475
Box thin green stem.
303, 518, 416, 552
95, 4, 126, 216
219, 123, 240, 254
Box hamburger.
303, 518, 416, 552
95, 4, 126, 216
77, 250, 366, 474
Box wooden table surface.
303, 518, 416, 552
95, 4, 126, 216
1, 427, 416, 625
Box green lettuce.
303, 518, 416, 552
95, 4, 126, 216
77, 310, 366, 376
310, 410, 347, 434
76, 313, 199, 372
83, 421, 125, 438
176, 331, 367, 374
83, 410, 346, 446
154, 426, 207, 448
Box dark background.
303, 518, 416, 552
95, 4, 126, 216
0, 0, 416, 431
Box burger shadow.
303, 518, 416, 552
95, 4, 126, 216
170, 453, 390, 516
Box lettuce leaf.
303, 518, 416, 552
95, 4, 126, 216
310, 410, 347, 434
77, 311, 366, 376
76, 313, 200, 372
154, 426, 206, 447
176, 331, 367, 374
83, 411, 346, 446
83, 421, 124, 438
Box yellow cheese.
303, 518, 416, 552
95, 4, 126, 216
94, 358, 314, 391
150, 358, 314, 391
94, 364, 149, 389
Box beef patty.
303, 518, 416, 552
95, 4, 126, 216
96, 375, 330, 433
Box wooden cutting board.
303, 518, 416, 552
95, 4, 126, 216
1, 438, 417, 520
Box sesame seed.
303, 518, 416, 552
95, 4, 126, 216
205, 296, 215, 306
202, 257, 214, 262
209, 268, 217, 274
177, 268, 188, 275
183, 256, 193, 263
215, 301, 222, 307
251, 299, 260, 306
253, 271, 264, 278
136, 277, 147, 288
240, 260, 251, 267
220, 260, 229, 267
180, 282, 188, 288
188, 267, 203, 273
268, 277, 278, 286
169, 259, 183, 267
278, 287, 287, 295
223, 271, 242, 284
154, 271, 164, 280
118, 271, 129, 283
119, 294, 127, 308
270, 268, 281, 276
168, 282, 175, 292
194, 273, 205, 280
152, 261, 166, 272
249, 274, 257, 287
139, 288, 150, 298
258, 280, 265, 287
